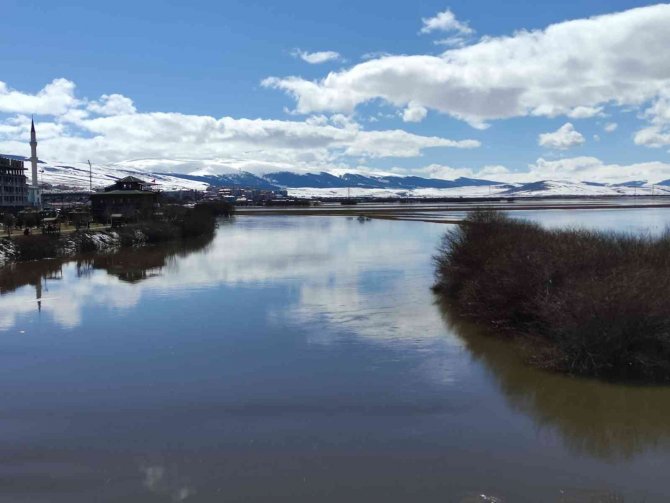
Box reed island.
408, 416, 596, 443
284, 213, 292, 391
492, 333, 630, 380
433, 210, 670, 382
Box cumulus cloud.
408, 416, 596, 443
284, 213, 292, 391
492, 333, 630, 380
604, 122, 618, 132
264, 4, 670, 129
634, 126, 670, 148
292, 49, 342, 64
521, 156, 670, 184
0, 78, 79, 115
538, 123, 585, 150
87, 94, 136, 115
414, 163, 477, 180
433, 36, 468, 48
479, 164, 510, 176
420, 9, 474, 35
402, 101, 428, 122
566, 106, 603, 119
635, 89, 670, 146
0, 79, 479, 172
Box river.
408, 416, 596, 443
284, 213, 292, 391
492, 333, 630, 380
0, 208, 669, 502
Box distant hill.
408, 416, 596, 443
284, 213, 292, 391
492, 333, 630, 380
158, 172, 278, 190
4, 153, 670, 198
260, 171, 502, 189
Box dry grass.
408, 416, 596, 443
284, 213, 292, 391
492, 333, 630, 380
433, 210, 670, 382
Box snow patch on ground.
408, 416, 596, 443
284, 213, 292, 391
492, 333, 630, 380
287, 181, 670, 199
0, 239, 18, 267
31, 159, 209, 192
287, 186, 510, 199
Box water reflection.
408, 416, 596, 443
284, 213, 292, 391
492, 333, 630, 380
439, 303, 670, 461
0, 235, 213, 330
140, 463, 194, 502
2, 213, 670, 500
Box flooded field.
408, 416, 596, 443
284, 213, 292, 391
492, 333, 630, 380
1, 209, 669, 502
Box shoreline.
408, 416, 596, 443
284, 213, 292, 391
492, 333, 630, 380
1, 201, 233, 268
0, 227, 189, 268
235, 198, 670, 217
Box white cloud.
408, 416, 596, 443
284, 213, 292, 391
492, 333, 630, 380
604, 122, 618, 132
635, 89, 670, 146
87, 94, 136, 116
414, 163, 477, 180
401, 163, 509, 181
420, 9, 474, 35
343, 129, 478, 158
0, 78, 79, 115
292, 49, 341, 64
567, 106, 602, 119
538, 122, 585, 150
264, 5, 670, 129
520, 156, 670, 184
434, 36, 468, 48
402, 101, 428, 122
479, 165, 510, 176
634, 126, 670, 148
360, 51, 393, 61
0, 79, 479, 171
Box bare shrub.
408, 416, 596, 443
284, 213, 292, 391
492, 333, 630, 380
434, 210, 670, 381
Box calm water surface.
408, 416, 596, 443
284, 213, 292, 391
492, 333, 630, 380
1, 209, 670, 502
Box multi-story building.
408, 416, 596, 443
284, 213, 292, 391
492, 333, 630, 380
90, 176, 159, 220
0, 156, 28, 209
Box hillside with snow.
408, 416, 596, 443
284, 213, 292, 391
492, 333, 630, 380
5, 154, 670, 199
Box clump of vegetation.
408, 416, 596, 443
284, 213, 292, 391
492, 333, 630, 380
1, 203, 231, 266
13, 235, 60, 261
433, 210, 670, 382
194, 200, 235, 217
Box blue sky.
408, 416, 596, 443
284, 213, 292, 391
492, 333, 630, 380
1, 0, 670, 182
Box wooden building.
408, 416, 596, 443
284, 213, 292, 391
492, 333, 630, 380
0, 156, 28, 210
90, 176, 159, 221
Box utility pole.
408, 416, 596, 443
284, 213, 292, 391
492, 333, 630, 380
87, 160, 92, 191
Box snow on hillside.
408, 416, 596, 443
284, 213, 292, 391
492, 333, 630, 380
503, 180, 670, 197
289, 181, 670, 199
16, 158, 209, 192
7, 154, 670, 198
287, 185, 511, 199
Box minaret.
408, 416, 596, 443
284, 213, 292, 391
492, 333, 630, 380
30, 117, 38, 187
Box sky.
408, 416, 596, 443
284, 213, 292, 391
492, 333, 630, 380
1, 0, 670, 183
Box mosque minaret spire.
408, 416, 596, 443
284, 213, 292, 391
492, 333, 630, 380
27, 116, 41, 207
30, 116, 38, 187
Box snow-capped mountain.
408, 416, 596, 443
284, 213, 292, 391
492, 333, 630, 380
263, 171, 500, 189
4, 154, 670, 199
501, 180, 670, 197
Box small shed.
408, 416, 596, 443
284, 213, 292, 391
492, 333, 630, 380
41, 217, 61, 235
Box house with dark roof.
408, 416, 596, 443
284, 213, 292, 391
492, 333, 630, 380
90, 176, 159, 221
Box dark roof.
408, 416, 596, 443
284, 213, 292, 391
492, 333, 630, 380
116, 176, 149, 183
92, 190, 157, 196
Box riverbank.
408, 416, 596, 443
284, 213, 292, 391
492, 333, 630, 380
235, 196, 670, 217
0, 201, 233, 267
433, 210, 670, 382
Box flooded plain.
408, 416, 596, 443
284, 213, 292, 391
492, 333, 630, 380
1, 208, 670, 502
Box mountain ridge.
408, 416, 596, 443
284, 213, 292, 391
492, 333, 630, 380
4, 153, 670, 198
